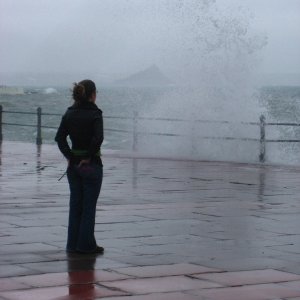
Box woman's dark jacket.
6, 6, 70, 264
55, 101, 103, 165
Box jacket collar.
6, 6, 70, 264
69, 101, 100, 111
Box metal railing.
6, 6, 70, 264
1, 104, 300, 163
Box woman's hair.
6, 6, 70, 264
72, 79, 96, 103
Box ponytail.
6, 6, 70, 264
72, 80, 96, 103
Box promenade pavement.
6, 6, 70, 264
1, 141, 300, 299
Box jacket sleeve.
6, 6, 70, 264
55, 115, 73, 160
88, 111, 104, 158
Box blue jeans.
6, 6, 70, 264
66, 163, 103, 253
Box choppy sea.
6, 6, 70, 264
1, 85, 300, 164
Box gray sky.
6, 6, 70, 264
0, 0, 299, 82
240, 0, 300, 74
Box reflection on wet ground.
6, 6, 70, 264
1, 141, 300, 299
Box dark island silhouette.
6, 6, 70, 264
114, 65, 172, 87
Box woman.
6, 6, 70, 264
55, 79, 104, 254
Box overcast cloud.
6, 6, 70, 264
0, 0, 299, 83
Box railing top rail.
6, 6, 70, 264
129, 115, 259, 125
104, 115, 132, 120
194, 119, 258, 125
2, 122, 36, 128
0, 109, 261, 125
41, 112, 62, 116
266, 122, 300, 126
2, 110, 36, 115
2, 108, 300, 128
266, 139, 300, 142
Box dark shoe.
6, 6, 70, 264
95, 245, 104, 254
76, 245, 104, 255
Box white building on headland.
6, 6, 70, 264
0, 86, 24, 95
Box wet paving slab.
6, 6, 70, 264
1, 141, 300, 299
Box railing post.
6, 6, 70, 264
133, 111, 138, 151
0, 105, 3, 142
259, 114, 266, 163
36, 107, 42, 145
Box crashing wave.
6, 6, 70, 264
43, 88, 58, 94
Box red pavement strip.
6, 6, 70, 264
0, 267, 300, 299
